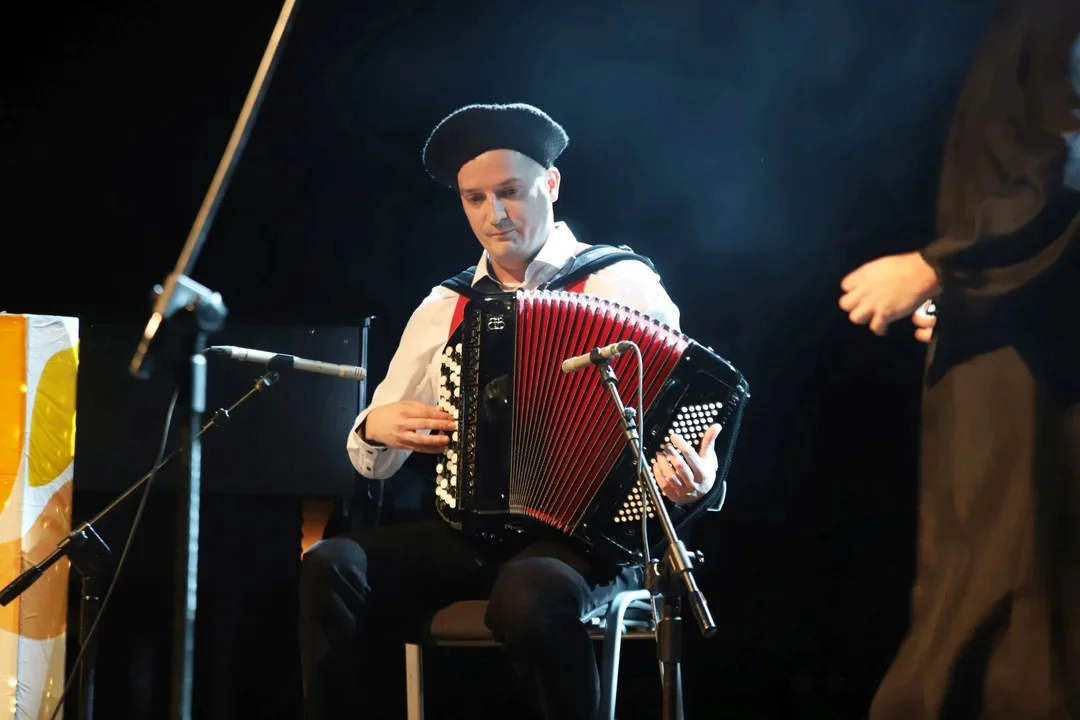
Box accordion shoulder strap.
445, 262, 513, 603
439, 267, 486, 301
541, 244, 659, 291
439, 244, 660, 339
438, 244, 657, 299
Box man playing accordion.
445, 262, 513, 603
299, 103, 724, 720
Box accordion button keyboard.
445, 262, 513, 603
619, 400, 727, 522
664, 402, 724, 449
436, 339, 468, 520
614, 484, 654, 524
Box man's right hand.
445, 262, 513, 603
361, 401, 457, 454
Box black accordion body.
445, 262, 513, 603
433, 289, 750, 564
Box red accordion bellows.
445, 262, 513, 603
511, 290, 689, 533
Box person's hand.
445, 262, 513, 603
651, 425, 722, 505
912, 300, 937, 343
361, 401, 457, 454
839, 251, 941, 336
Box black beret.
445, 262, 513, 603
422, 103, 569, 188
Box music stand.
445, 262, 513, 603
125, 2, 301, 717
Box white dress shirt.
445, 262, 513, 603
346, 221, 681, 480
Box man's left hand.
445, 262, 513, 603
839, 251, 940, 336
652, 425, 722, 505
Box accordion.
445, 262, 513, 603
433, 290, 750, 564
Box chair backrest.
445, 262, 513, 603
581, 589, 656, 640
583, 600, 655, 637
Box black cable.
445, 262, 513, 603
630, 344, 649, 567
48, 390, 179, 720
626, 344, 669, 686
621, 344, 664, 635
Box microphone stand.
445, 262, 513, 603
595, 361, 716, 720
0, 371, 281, 720
125, 1, 300, 718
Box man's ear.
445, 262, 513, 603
545, 166, 561, 203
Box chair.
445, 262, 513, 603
403, 479, 732, 719
405, 588, 658, 720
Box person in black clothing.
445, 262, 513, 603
840, 1, 1080, 716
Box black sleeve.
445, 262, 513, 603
921, 0, 1080, 309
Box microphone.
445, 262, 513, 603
561, 341, 635, 374
207, 346, 366, 381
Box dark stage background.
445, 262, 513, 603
3, 0, 997, 717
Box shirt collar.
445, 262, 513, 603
470, 221, 585, 290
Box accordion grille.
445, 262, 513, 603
509, 290, 688, 533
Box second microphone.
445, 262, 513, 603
561, 341, 635, 374
207, 345, 367, 381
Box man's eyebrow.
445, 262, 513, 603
459, 177, 526, 195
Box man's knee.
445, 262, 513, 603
485, 556, 587, 644
300, 537, 370, 599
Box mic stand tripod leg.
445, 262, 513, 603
595, 361, 715, 720
64, 524, 112, 720
78, 572, 104, 720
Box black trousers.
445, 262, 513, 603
298, 519, 642, 720
870, 346, 1080, 719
